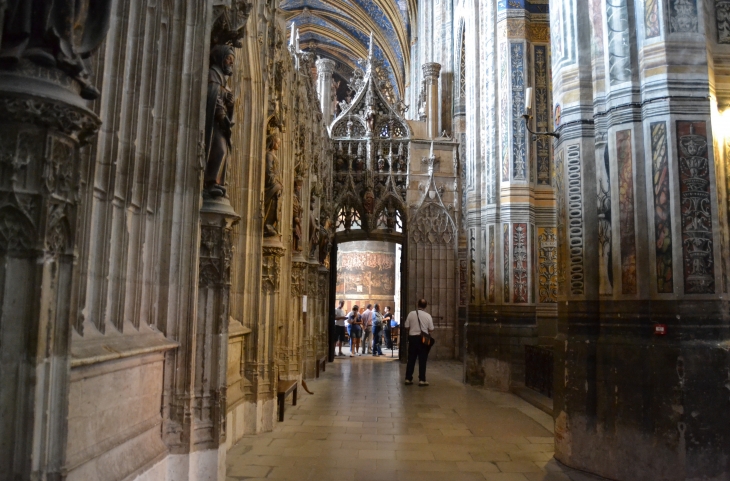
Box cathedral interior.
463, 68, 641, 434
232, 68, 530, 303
1, 0, 729, 480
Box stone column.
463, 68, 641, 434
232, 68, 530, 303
258, 243, 285, 431
464, 3, 555, 388
0, 3, 110, 478
422, 62, 442, 139
551, 1, 730, 479
192, 200, 239, 473
315, 58, 336, 123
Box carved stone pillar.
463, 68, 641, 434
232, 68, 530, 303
193, 203, 239, 454
422, 62, 442, 139
258, 243, 285, 431
0, 3, 110, 478
315, 58, 336, 123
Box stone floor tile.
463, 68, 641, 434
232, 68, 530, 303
227, 361, 564, 480
482, 474, 530, 481
395, 450, 436, 461
496, 461, 545, 473
359, 449, 396, 460
226, 464, 271, 478
455, 461, 501, 473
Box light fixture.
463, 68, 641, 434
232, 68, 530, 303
522, 87, 560, 139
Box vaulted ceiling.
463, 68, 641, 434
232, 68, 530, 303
280, 0, 415, 98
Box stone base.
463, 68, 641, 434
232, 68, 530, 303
464, 305, 538, 389
135, 448, 225, 481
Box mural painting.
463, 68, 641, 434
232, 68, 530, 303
651, 122, 674, 293
617, 130, 637, 294
677, 121, 715, 294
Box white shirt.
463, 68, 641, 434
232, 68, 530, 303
360, 309, 373, 328
404, 309, 434, 336
334, 308, 346, 326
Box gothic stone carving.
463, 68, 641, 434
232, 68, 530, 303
262, 246, 285, 293
204, 45, 236, 198
264, 134, 283, 237
1, 0, 113, 99
411, 203, 455, 245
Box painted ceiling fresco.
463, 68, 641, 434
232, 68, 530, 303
280, 0, 415, 98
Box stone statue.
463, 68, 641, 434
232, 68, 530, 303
308, 196, 319, 259
292, 177, 303, 251
264, 133, 283, 237
0, 0, 114, 99
365, 104, 376, 132
318, 216, 332, 265
204, 45, 236, 198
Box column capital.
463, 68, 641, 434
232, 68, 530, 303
422, 62, 442, 83
315, 58, 336, 75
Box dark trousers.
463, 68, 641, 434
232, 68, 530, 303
405, 335, 430, 382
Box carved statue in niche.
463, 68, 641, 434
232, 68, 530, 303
319, 216, 332, 265
365, 104, 376, 132
346, 119, 353, 137
264, 133, 283, 237
0, 0, 114, 99
308, 195, 320, 259
292, 177, 303, 251
204, 45, 236, 198
363, 188, 374, 214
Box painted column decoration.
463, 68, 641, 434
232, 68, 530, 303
651, 122, 674, 293
677, 121, 715, 294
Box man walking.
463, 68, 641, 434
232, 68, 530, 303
346, 305, 362, 357
360, 303, 373, 354
404, 299, 434, 386
372, 304, 384, 356
334, 300, 347, 356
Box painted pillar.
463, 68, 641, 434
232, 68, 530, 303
315, 58, 336, 123
551, 0, 730, 479
423, 62, 442, 138
465, 0, 555, 388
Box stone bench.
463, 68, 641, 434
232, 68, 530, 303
316, 355, 326, 378
277, 379, 297, 422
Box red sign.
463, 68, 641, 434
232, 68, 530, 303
654, 324, 667, 336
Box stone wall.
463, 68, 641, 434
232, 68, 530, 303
0, 0, 332, 479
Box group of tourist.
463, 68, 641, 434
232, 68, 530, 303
333, 300, 398, 357
333, 298, 435, 386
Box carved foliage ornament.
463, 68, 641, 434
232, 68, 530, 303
411, 203, 455, 245
199, 226, 234, 288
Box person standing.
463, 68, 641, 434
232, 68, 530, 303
334, 300, 347, 356
372, 304, 384, 356
360, 304, 373, 354
404, 299, 434, 386
347, 305, 362, 357
383, 306, 393, 350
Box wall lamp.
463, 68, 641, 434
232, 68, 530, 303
522, 87, 560, 139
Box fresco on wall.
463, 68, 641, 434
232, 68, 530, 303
513, 224, 529, 303
566, 144, 585, 296
535, 45, 551, 186
669, 0, 698, 33
501, 42, 510, 183
718, 1, 730, 43
677, 121, 715, 294
511, 43, 527, 180
337, 250, 395, 296
504, 224, 510, 302
617, 130, 637, 294
488, 225, 496, 303
596, 140, 613, 295
645, 0, 661, 38
607, 0, 632, 83
538, 227, 558, 303
651, 122, 674, 293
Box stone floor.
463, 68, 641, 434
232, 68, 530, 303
226, 352, 604, 481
